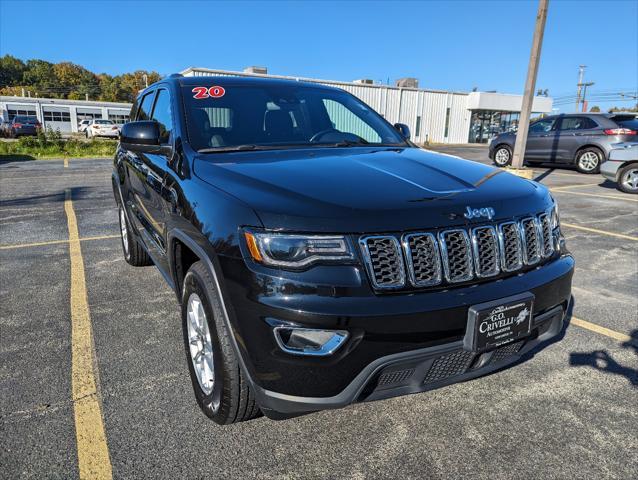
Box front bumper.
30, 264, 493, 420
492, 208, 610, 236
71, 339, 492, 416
600, 160, 622, 182
219, 252, 574, 416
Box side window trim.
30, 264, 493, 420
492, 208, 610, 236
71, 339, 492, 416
136, 90, 156, 121
150, 87, 174, 145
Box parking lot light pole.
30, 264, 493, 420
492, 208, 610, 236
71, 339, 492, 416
511, 0, 549, 172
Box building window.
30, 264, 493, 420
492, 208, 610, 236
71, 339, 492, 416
77, 112, 102, 122
415, 116, 421, 137
7, 108, 37, 121
43, 110, 71, 122
444, 107, 451, 138
108, 113, 130, 125
468, 110, 520, 143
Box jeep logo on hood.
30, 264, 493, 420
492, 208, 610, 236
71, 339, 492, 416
464, 206, 496, 220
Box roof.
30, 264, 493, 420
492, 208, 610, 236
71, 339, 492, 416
176, 74, 335, 91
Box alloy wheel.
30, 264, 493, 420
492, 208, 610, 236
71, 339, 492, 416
495, 148, 510, 166
621, 167, 638, 192
186, 293, 215, 395
119, 208, 129, 257
578, 151, 599, 172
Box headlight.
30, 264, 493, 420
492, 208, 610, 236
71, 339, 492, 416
244, 231, 355, 269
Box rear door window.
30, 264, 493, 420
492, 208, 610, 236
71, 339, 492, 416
558, 117, 598, 131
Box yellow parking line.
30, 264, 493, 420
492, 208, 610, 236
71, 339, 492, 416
64, 189, 113, 480
550, 188, 638, 202
561, 223, 638, 241
571, 317, 636, 345
0, 235, 119, 251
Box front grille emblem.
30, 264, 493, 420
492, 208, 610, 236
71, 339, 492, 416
463, 206, 495, 220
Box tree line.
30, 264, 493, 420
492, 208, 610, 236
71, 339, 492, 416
0, 55, 161, 103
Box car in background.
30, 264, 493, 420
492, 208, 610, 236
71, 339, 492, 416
78, 119, 92, 133
8, 115, 42, 138
489, 113, 638, 174
86, 119, 119, 138
601, 142, 638, 194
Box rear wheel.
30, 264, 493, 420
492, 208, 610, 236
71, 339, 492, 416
118, 206, 152, 266
575, 148, 602, 174
618, 164, 638, 194
182, 261, 261, 424
493, 145, 512, 167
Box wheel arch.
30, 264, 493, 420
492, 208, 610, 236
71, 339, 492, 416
574, 144, 606, 163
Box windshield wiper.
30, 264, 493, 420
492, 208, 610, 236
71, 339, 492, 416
325, 139, 370, 147
198, 144, 262, 153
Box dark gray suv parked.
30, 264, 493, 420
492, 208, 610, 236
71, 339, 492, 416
489, 113, 638, 173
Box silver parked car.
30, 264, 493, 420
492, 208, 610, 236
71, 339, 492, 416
489, 113, 638, 174
601, 142, 638, 194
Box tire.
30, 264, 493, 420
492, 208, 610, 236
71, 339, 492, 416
181, 261, 261, 424
575, 147, 602, 174
118, 206, 152, 266
493, 145, 512, 167
617, 163, 638, 194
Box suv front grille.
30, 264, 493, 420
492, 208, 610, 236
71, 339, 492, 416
360, 211, 556, 290
359, 236, 405, 289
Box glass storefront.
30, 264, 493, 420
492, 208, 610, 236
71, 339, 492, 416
468, 110, 520, 143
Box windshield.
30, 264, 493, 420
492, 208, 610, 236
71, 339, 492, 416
182, 83, 407, 152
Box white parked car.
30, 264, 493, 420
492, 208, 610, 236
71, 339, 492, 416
86, 119, 119, 138
78, 119, 92, 133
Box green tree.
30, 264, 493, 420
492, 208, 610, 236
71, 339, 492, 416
589, 105, 601, 112
22, 59, 58, 97
0, 55, 26, 87
98, 74, 126, 102
117, 70, 161, 102
53, 62, 100, 99
608, 104, 638, 113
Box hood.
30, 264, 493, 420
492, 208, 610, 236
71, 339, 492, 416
194, 147, 551, 233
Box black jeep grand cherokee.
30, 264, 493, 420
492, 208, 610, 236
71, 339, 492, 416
112, 75, 574, 424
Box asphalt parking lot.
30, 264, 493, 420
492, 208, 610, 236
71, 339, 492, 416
1, 147, 636, 479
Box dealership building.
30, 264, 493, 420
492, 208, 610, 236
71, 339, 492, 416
1, 66, 553, 143
0, 96, 132, 134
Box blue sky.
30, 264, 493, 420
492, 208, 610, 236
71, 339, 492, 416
1, 0, 636, 112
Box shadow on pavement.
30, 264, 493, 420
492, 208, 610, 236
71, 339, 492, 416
0, 154, 37, 164
569, 329, 638, 388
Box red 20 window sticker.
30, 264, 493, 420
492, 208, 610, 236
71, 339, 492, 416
192, 86, 226, 99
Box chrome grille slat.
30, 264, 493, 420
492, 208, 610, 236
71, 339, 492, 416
520, 217, 542, 265
359, 236, 405, 289
538, 213, 554, 257
498, 221, 523, 272
439, 229, 474, 283
402, 233, 442, 287
471, 226, 500, 278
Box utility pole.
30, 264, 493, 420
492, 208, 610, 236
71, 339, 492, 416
579, 81, 594, 112
142, 74, 149, 88
575, 65, 586, 112
511, 0, 549, 170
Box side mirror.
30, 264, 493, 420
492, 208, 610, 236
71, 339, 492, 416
394, 123, 411, 140
120, 121, 170, 154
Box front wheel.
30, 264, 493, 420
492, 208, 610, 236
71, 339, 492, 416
493, 145, 512, 167
618, 164, 638, 194
118, 206, 152, 266
182, 261, 261, 424
576, 148, 602, 174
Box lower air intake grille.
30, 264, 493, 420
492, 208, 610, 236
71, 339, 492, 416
490, 340, 524, 363
423, 350, 474, 384
377, 368, 414, 387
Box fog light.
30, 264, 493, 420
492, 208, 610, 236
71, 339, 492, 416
273, 327, 348, 356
